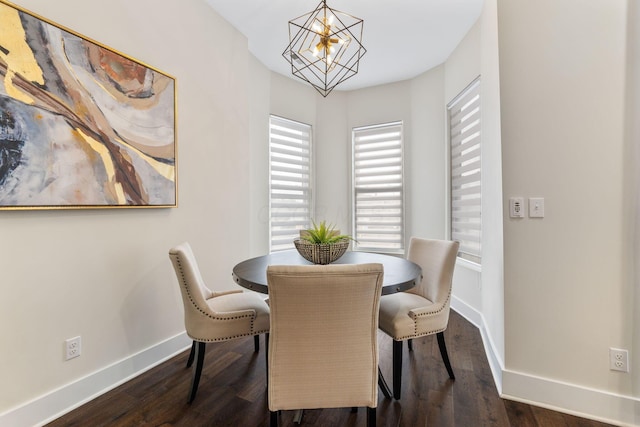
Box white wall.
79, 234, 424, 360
248, 54, 271, 257
478, 0, 506, 383
498, 0, 637, 423
409, 66, 447, 241
629, 0, 640, 406
1, 0, 254, 422
500, 0, 627, 384
315, 91, 350, 232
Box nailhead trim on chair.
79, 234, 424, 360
172, 255, 269, 342
395, 288, 452, 341
187, 331, 269, 343
395, 327, 446, 342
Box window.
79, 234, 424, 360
352, 121, 404, 254
448, 77, 481, 263
269, 116, 313, 252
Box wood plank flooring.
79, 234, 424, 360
46, 311, 614, 426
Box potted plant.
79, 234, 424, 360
294, 220, 353, 264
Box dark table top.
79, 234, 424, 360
232, 249, 422, 295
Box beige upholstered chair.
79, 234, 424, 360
378, 237, 459, 400
266, 263, 384, 427
169, 242, 270, 403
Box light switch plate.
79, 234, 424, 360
529, 197, 544, 218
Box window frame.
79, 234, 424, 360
351, 121, 405, 255
268, 115, 314, 252
447, 77, 481, 264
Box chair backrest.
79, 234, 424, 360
168, 242, 215, 334
267, 263, 384, 412
406, 238, 460, 305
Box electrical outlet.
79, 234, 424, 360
609, 348, 628, 372
65, 336, 81, 361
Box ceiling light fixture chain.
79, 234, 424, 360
283, 0, 366, 97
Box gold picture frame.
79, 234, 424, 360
0, 0, 177, 210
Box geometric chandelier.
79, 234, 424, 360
283, 0, 366, 97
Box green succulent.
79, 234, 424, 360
300, 220, 353, 244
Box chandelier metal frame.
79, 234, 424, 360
283, 0, 366, 97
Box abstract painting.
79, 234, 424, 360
0, 0, 176, 209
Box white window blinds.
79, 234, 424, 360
269, 116, 313, 252
448, 78, 481, 263
352, 122, 404, 253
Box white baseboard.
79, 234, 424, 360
0, 332, 191, 427
451, 295, 504, 393
451, 295, 639, 426
502, 370, 640, 426
450, 294, 483, 328
3, 305, 638, 427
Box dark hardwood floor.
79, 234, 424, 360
46, 311, 614, 426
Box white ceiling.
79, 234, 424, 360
204, 0, 483, 91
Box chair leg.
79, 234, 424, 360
269, 410, 278, 427
188, 341, 206, 403
367, 406, 376, 427
186, 340, 196, 368
437, 331, 455, 379
254, 334, 260, 352
392, 339, 403, 400
408, 338, 413, 351
265, 333, 269, 387
378, 366, 392, 399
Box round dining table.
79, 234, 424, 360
231, 248, 422, 401
232, 249, 422, 296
